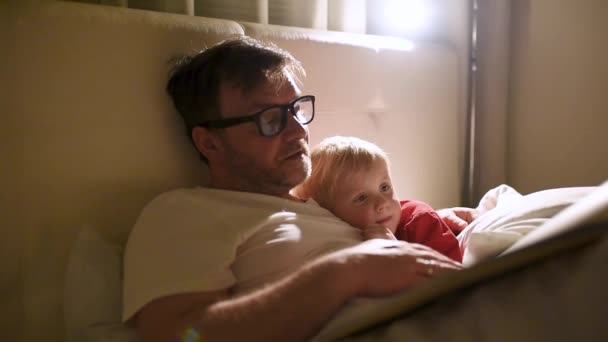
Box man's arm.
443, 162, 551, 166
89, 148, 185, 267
136, 258, 350, 342
135, 239, 462, 342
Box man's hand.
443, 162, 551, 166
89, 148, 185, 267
362, 224, 397, 240
436, 207, 480, 234
330, 239, 463, 298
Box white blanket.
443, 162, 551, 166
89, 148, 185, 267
458, 185, 594, 266
312, 183, 605, 341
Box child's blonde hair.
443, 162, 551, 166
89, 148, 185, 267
294, 136, 390, 210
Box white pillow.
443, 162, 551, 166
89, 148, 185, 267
64, 225, 139, 342
459, 185, 595, 266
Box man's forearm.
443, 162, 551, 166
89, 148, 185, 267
139, 239, 461, 341
195, 256, 353, 342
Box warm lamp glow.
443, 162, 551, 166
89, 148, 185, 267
381, 0, 430, 36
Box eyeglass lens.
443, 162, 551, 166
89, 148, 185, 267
259, 97, 314, 136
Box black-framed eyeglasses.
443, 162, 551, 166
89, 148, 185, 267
198, 95, 315, 137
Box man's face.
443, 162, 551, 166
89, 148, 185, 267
212, 75, 311, 197
331, 160, 401, 232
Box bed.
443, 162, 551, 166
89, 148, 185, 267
3, 1, 607, 341
314, 183, 608, 341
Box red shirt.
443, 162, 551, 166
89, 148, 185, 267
395, 200, 462, 262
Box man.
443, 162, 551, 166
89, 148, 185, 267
123, 36, 472, 342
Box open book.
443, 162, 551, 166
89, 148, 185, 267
312, 181, 608, 341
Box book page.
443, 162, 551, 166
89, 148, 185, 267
502, 180, 608, 255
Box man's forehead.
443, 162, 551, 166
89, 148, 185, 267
220, 76, 301, 114
251, 79, 300, 101
251, 70, 300, 95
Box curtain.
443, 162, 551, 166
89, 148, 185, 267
470, 0, 511, 204
75, 0, 467, 47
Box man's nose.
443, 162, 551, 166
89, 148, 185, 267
282, 112, 308, 140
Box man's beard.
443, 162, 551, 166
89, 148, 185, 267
225, 142, 311, 195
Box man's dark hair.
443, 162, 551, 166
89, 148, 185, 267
166, 36, 305, 163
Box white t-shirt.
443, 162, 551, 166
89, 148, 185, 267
122, 187, 362, 321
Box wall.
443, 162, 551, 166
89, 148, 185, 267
1, 2, 25, 341
508, 0, 608, 193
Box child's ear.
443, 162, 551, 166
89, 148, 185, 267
192, 126, 222, 161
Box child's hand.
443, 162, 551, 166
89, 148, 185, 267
363, 224, 397, 241
436, 207, 480, 234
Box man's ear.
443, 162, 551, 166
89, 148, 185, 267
192, 126, 222, 161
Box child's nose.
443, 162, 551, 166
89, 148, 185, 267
375, 196, 388, 212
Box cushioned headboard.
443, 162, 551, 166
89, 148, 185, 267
242, 22, 461, 208
3, 1, 243, 340
2, 1, 463, 340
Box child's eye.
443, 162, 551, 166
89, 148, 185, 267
380, 183, 392, 192
354, 194, 367, 203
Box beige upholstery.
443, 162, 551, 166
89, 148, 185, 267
242, 22, 461, 207
3, 1, 242, 340
2, 1, 463, 340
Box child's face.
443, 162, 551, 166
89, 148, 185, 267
332, 160, 401, 233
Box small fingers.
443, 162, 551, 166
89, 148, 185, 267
364, 232, 397, 241
445, 215, 468, 232
363, 226, 397, 241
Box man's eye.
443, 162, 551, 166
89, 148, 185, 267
265, 117, 280, 125
261, 110, 282, 126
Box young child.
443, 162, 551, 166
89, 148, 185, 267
293, 136, 462, 262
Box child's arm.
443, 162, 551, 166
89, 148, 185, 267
407, 212, 463, 262
399, 201, 463, 262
